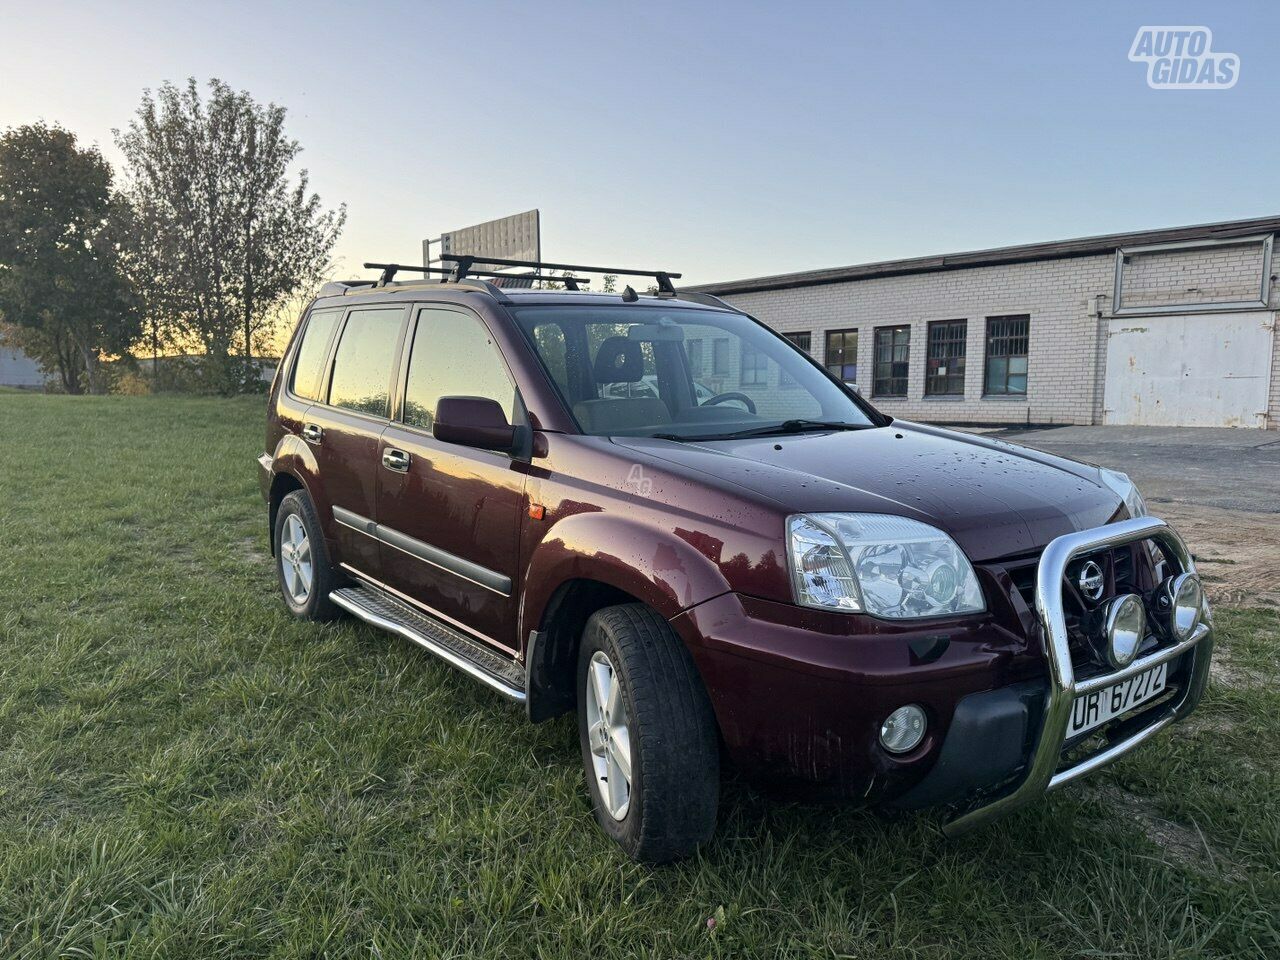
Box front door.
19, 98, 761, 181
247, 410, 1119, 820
376, 305, 527, 653
305, 305, 408, 577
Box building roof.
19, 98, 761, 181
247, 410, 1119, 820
685, 215, 1280, 296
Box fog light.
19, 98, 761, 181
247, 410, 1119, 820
1168, 573, 1203, 640
1103, 593, 1146, 669
880, 704, 927, 754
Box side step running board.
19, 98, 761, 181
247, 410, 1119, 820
330, 584, 526, 703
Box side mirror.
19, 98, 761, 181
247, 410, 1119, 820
433, 396, 517, 451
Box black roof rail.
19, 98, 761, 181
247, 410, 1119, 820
675, 291, 742, 312
439, 255, 681, 296
318, 279, 377, 297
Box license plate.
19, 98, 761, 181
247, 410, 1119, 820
1069, 662, 1168, 738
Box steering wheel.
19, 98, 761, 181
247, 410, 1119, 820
702, 391, 757, 414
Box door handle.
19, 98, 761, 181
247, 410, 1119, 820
301, 423, 323, 444
382, 448, 411, 473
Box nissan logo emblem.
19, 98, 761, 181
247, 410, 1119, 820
1078, 560, 1105, 601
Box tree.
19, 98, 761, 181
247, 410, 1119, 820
116, 79, 345, 392
0, 123, 141, 393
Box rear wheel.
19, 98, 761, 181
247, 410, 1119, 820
576, 604, 720, 862
274, 490, 341, 621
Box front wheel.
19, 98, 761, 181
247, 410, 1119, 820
577, 604, 720, 862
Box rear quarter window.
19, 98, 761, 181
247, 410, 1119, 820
289, 308, 342, 400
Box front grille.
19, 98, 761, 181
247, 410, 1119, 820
996, 539, 1165, 673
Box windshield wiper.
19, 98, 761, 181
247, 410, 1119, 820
652, 420, 871, 443
711, 419, 871, 440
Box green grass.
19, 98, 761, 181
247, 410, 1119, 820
0, 394, 1277, 959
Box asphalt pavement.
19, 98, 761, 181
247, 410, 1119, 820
986, 426, 1280, 514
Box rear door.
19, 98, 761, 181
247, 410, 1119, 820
303, 304, 409, 578
376, 304, 527, 653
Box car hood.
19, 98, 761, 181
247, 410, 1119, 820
614, 422, 1121, 563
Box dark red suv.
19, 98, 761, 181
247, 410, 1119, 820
258, 258, 1213, 862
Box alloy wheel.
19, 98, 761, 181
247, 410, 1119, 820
584, 650, 633, 820
279, 513, 313, 604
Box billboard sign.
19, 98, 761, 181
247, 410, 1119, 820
432, 209, 540, 272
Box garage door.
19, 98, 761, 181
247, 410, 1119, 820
1103, 311, 1275, 427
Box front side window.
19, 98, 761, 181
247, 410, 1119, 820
327, 308, 404, 416
925, 319, 967, 396
290, 308, 342, 401
531, 322, 568, 392
403, 308, 516, 431
872, 325, 910, 397
984, 315, 1029, 396
513, 305, 878, 439
824, 328, 858, 383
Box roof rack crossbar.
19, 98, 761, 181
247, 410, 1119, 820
363, 262, 588, 290
438, 254, 681, 294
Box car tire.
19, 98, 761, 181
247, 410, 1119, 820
274, 489, 342, 622
576, 603, 720, 863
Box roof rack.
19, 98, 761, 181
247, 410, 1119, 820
438, 255, 682, 296
323, 272, 511, 302
363, 262, 592, 291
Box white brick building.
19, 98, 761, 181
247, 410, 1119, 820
688, 217, 1280, 429
0, 345, 43, 388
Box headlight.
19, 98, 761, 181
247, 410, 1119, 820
1099, 468, 1148, 519
787, 513, 985, 619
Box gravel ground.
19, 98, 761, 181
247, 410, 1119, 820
991, 425, 1280, 608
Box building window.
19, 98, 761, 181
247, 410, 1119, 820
925, 320, 967, 396
686, 338, 703, 375
872, 325, 910, 397
824, 328, 858, 383
984, 315, 1029, 396
780, 332, 811, 388
740, 341, 768, 385
782, 331, 812, 354
712, 338, 730, 375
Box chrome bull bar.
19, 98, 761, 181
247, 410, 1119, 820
944, 516, 1214, 837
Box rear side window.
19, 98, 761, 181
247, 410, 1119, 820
290, 308, 342, 400
403, 308, 516, 430
327, 308, 404, 417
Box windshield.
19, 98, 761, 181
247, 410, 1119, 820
513, 305, 879, 439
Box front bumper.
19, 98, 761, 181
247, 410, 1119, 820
941, 516, 1212, 835
673, 517, 1212, 820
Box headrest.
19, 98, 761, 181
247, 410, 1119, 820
592, 336, 645, 383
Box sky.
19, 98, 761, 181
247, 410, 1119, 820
1, 0, 1277, 287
